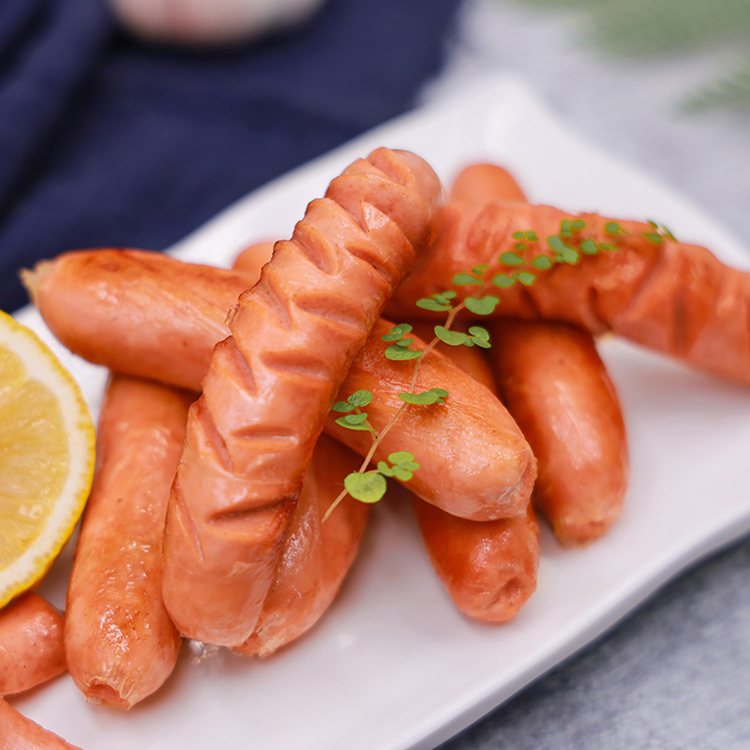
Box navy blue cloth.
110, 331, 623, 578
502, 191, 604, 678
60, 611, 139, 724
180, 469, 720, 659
0, 0, 463, 312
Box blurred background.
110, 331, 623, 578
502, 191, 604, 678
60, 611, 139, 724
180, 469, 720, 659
2, 0, 748, 747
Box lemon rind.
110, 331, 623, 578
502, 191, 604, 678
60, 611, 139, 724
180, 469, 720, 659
0, 310, 96, 607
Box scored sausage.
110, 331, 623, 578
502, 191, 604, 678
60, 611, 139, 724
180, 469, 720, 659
162, 147, 442, 646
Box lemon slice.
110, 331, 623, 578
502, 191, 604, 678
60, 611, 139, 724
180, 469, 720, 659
0, 310, 96, 608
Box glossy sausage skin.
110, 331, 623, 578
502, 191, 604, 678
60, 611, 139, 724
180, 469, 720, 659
0, 592, 65, 697
0, 698, 82, 750
24, 249, 531, 522
325, 318, 536, 521
162, 148, 442, 646
413, 501, 539, 621
65, 375, 190, 708
231, 240, 275, 280
441, 162, 628, 545
490, 319, 628, 545
232, 244, 371, 656
22, 249, 250, 392
389, 198, 750, 387
407, 325, 539, 622
235, 435, 369, 657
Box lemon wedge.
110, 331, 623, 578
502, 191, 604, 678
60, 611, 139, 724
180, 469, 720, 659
0, 309, 95, 608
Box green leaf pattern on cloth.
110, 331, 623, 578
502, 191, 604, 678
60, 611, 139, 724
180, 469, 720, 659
508, 0, 750, 110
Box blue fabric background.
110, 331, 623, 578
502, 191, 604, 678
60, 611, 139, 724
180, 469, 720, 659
0, 0, 462, 312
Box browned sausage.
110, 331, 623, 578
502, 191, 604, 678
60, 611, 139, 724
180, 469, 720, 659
0, 592, 65, 697
0, 698, 82, 749
490, 319, 628, 545
325, 318, 536, 521
64, 375, 190, 707
22, 249, 250, 392
406, 322, 539, 622
235, 434, 369, 657
162, 147, 442, 646
24, 248, 533, 523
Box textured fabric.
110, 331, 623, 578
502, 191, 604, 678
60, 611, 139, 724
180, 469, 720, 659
0, 0, 463, 312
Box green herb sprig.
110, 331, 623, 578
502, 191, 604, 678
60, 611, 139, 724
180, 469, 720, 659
324, 212, 671, 519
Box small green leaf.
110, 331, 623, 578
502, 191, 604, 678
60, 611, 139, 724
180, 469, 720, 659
571, 219, 586, 230
605, 222, 623, 236
345, 471, 387, 504
514, 271, 536, 286
531, 255, 553, 270
341, 412, 368, 425
335, 415, 373, 432
385, 344, 422, 361
599, 243, 616, 251
468, 326, 491, 349
382, 323, 413, 341
515, 243, 527, 251
348, 390, 373, 407
548, 236, 579, 265
499, 251, 525, 266
471, 264, 489, 274
399, 387, 449, 405
464, 295, 499, 315
468, 325, 489, 339
393, 338, 414, 348
434, 326, 470, 347
580, 239, 599, 255
388, 451, 419, 468
377, 461, 394, 477
452, 273, 481, 286
493, 273, 516, 288
416, 298, 452, 312
393, 467, 411, 481
643, 232, 663, 244
332, 401, 353, 412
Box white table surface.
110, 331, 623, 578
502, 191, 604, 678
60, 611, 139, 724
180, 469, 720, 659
422, 2, 750, 748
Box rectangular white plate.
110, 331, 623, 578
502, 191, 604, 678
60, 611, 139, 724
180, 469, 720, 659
13, 74, 750, 750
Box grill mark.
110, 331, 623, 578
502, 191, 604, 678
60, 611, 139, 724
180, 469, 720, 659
250, 271, 294, 332
586, 283, 609, 333
209, 496, 297, 527
366, 148, 412, 190
295, 291, 374, 335
194, 398, 235, 475
258, 348, 334, 381
170, 480, 205, 564
292, 216, 340, 277
616, 243, 670, 342
673, 282, 687, 356
230, 424, 301, 451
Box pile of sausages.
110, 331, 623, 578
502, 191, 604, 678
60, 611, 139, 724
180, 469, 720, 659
6, 146, 748, 747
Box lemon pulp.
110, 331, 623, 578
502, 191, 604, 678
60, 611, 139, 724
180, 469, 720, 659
0, 311, 95, 607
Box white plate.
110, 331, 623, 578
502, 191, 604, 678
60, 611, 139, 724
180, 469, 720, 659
12, 75, 750, 750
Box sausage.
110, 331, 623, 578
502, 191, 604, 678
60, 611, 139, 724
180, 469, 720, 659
64, 374, 190, 708
325, 318, 536, 521
162, 147, 442, 646
434, 162, 628, 545
231, 240, 276, 280
0, 592, 65, 697
0, 698, 82, 750
24, 248, 532, 522
489, 319, 628, 545
22, 249, 251, 392
412, 501, 539, 622
235, 434, 370, 657
389, 197, 750, 387
406, 322, 539, 622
